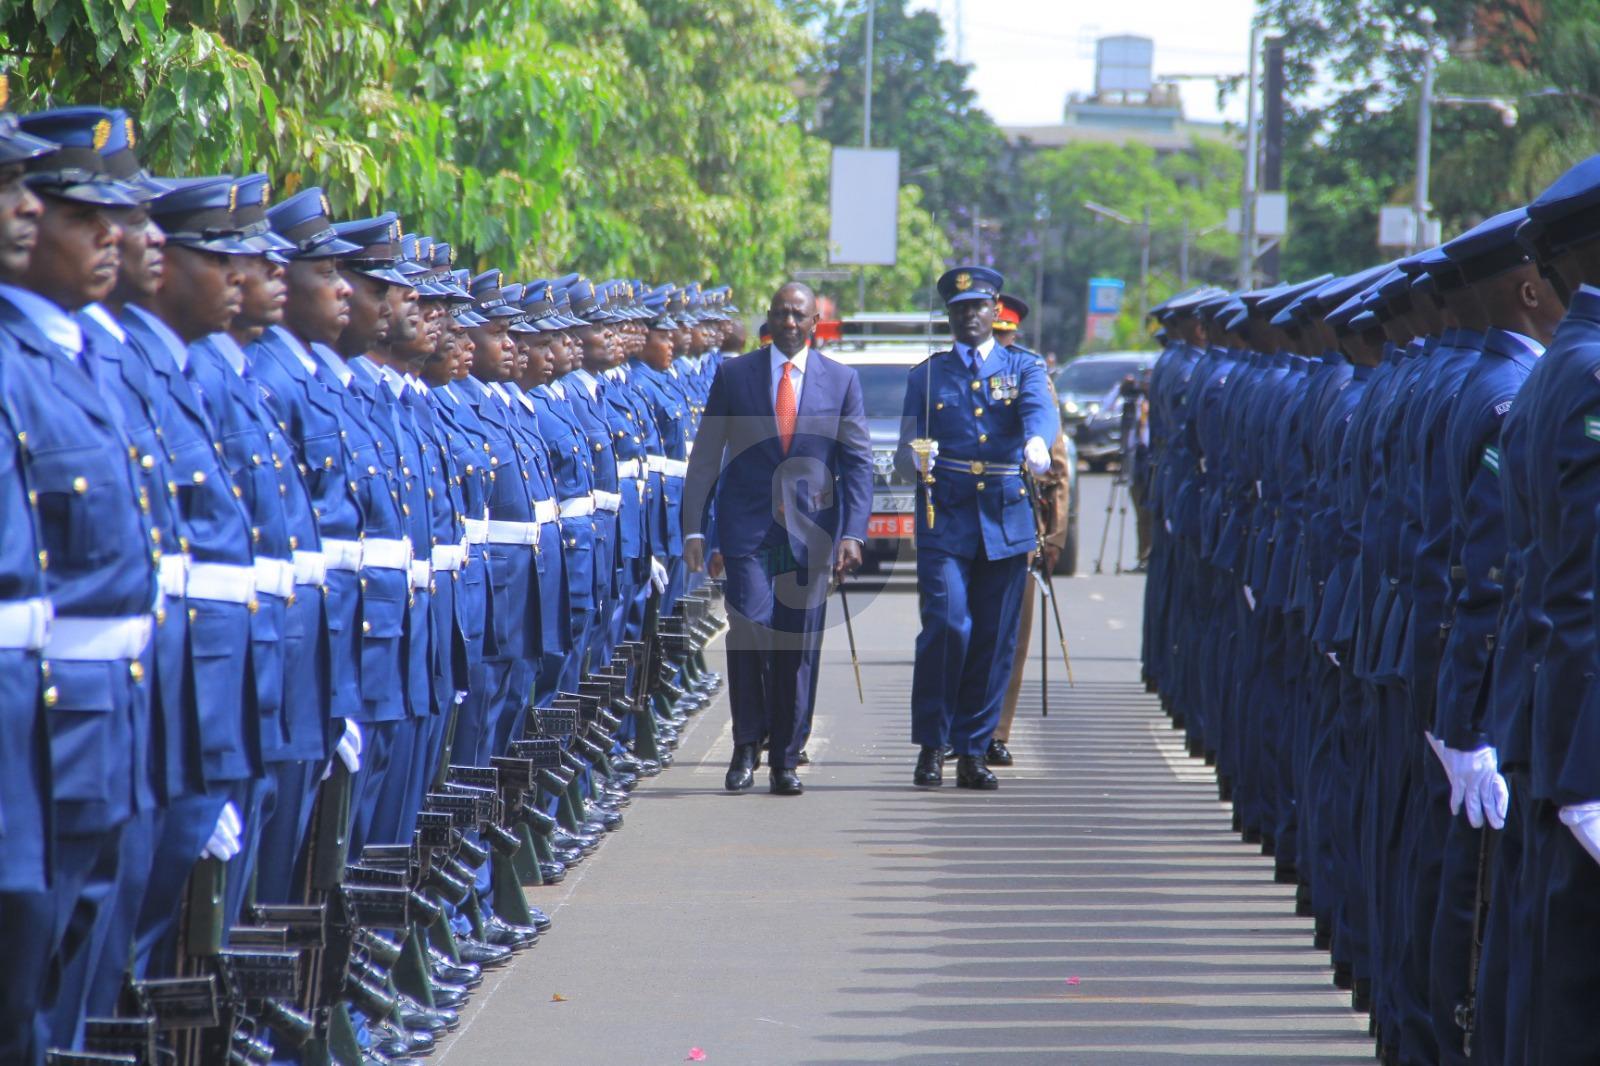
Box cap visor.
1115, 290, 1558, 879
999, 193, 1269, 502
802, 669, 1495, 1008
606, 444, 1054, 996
31, 178, 142, 208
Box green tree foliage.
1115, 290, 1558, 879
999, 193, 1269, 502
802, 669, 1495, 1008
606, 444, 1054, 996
0, 0, 819, 297
794, 0, 1005, 248
1261, 0, 1600, 277
1016, 139, 1240, 354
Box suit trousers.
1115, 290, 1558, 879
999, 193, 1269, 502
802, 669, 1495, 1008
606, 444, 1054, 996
910, 547, 1028, 757
722, 550, 830, 770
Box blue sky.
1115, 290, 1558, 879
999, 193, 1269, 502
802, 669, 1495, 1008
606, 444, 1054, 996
909, 0, 1258, 126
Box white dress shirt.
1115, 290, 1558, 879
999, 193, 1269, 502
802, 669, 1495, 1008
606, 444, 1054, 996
770, 344, 809, 409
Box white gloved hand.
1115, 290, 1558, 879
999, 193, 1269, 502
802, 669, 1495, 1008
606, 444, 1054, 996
1024, 436, 1051, 476
324, 719, 363, 780
1241, 585, 1256, 611
1446, 746, 1499, 828
1477, 770, 1510, 831
1424, 731, 1457, 788
337, 719, 363, 772
1559, 802, 1600, 867
649, 556, 669, 595
201, 802, 243, 862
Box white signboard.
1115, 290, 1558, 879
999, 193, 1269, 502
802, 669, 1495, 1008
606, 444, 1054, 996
829, 147, 900, 267
1378, 206, 1414, 249
1255, 192, 1288, 238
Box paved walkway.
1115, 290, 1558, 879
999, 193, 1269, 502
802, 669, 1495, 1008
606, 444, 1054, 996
434, 522, 1373, 1064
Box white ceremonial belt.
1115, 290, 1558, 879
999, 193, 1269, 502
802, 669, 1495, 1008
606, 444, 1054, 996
431, 544, 466, 572
45, 614, 153, 661
532, 498, 559, 525
593, 490, 622, 513
186, 562, 258, 605
486, 520, 540, 546
158, 554, 189, 598
293, 550, 327, 587
647, 455, 687, 478
0, 597, 52, 651
462, 517, 489, 545
409, 560, 432, 590
615, 458, 641, 479
322, 538, 363, 571
254, 557, 296, 600
559, 496, 595, 519
362, 537, 412, 571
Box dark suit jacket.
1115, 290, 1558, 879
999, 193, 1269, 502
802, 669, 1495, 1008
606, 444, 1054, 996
682, 346, 872, 566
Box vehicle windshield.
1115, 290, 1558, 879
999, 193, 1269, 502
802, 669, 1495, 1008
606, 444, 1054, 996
854, 364, 915, 419
1054, 358, 1146, 396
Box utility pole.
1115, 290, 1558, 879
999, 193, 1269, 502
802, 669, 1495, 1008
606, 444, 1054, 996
1413, 21, 1436, 254
1237, 24, 1260, 290
859, 0, 874, 313
1260, 36, 1285, 284
971, 207, 981, 261
1139, 205, 1151, 324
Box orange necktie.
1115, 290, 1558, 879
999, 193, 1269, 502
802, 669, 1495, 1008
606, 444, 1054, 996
776, 360, 797, 453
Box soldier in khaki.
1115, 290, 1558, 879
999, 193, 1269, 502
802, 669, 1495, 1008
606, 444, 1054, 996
991, 295, 1071, 766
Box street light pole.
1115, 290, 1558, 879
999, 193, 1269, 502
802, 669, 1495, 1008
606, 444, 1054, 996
1238, 23, 1260, 290
1139, 205, 1151, 323
1414, 52, 1435, 252
859, 0, 874, 312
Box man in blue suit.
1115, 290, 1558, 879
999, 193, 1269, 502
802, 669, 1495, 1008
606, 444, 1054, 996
897, 266, 1059, 790
682, 281, 872, 795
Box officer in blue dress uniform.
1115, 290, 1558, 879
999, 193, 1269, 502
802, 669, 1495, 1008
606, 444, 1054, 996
896, 265, 1058, 790
0, 105, 161, 1059
0, 84, 79, 1066
247, 187, 370, 902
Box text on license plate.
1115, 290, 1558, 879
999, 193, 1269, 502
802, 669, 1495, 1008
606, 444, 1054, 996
867, 514, 916, 538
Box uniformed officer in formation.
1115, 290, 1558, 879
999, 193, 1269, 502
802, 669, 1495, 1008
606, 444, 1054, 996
897, 266, 1059, 790
0, 91, 741, 1066
1142, 153, 1600, 1065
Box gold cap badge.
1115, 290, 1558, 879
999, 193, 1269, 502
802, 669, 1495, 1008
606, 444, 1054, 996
92, 118, 112, 152
955, 272, 972, 292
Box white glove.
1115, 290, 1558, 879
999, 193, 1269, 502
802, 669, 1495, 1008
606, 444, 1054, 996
1446, 745, 1502, 829
1024, 436, 1051, 476
337, 719, 363, 772
1476, 770, 1510, 831
323, 719, 363, 780
1424, 731, 1456, 790
201, 802, 243, 862
1560, 802, 1600, 867
649, 556, 669, 595
1241, 585, 1256, 611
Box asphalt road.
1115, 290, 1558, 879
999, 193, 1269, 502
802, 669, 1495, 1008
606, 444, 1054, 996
433, 474, 1373, 1066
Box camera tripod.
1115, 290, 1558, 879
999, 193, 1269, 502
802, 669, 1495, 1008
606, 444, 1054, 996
1092, 462, 1132, 575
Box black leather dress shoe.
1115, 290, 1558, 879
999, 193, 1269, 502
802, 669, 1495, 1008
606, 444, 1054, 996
725, 741, 758, 792
796, 749, 810, 766
482, 915, 539, 949
427, 946, 481, 987
456, 938, 512, 968
538, 860, 567, 883
525, 906, 553, 931
769, 768, 803, 796
985, 738, 1013, 766
395, 996, 453, 1034
955, 755, 999, 790
375, 1022, 434, 1058
914, 747, 943, 787
431, 984, 469, 1009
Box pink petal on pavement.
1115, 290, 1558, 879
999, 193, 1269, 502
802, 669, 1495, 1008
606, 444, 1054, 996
1065, 976, 1081, 986
687, 1050, 707, 1062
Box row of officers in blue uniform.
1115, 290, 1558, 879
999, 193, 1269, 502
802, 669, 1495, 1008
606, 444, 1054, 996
0, 92, 740, 1066
1141, 151, 1600, 1066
